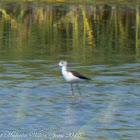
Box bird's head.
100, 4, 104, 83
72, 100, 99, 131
58, 60, 68, 67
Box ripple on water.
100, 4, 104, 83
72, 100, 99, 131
0, 60, 140, 139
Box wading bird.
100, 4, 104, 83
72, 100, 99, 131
58, 60, 90, 97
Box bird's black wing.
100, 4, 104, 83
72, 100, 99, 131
70, 71, 90, 80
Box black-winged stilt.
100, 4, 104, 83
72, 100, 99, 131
58, 60, 90, 97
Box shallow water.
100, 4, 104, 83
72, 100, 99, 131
0, 2, 140, 140
0, 60, 140, 140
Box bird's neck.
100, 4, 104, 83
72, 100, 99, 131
61, 66, 67, 73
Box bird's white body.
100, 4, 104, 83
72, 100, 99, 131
61, 66, 80, 83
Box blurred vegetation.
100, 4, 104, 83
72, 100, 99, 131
0, 0, 140, 6
0, 2, 140, 63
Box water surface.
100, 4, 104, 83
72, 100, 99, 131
0, 2, 140, 140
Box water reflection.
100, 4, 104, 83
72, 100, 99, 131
0, 3, 140, 63
0, 2, 140, 140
